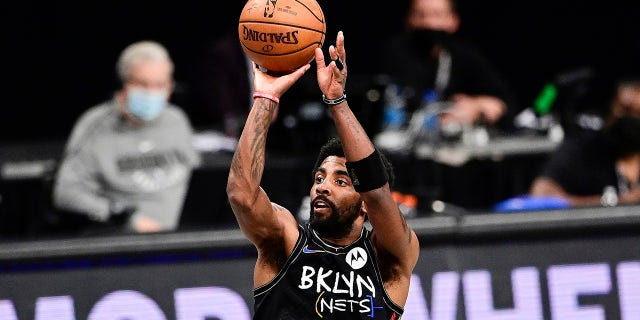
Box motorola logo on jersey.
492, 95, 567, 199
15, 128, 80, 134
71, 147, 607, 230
346, 247, 368, 270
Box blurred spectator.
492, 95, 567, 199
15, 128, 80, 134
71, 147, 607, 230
380, 0, 518, 134
529, 79, 640, 207
53, 40, 201, 234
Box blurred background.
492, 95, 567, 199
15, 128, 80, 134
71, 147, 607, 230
0, 0, 640, 233
4, 0, 640, 143
3, 0, 640, 234
2, 2, 640, 318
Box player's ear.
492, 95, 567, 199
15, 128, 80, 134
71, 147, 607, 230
361, 202, 369, 222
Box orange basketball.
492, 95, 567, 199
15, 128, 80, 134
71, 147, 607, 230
238, 0, 326, 74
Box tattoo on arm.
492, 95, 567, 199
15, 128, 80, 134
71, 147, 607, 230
405, 220, 412, 243
395, 206, 412, 243
238, 100, 276, 180
248, 101, 275, 180
250, 129, 266, 181
230, 152, 243, 176
230, 100, 277, 182
334, 105, 364, 136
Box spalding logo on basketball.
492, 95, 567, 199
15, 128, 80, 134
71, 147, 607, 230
238, 0, 326, 74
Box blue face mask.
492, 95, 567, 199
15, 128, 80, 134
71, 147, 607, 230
126, 88, 167, 121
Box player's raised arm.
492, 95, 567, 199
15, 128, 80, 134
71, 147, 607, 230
226, 63, 309, 246
314, 31, 420, 303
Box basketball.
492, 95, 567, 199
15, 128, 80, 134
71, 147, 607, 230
238, 0, 326, 74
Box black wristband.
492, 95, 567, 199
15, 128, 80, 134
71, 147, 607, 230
322, 93, 347, 105
346, 149, 388, 192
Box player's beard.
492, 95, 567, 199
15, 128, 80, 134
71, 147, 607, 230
309, 195, 363, 239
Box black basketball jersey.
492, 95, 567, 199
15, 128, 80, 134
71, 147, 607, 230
253, 224, 404, 319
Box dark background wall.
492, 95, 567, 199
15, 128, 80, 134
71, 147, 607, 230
3, 0, 640, 144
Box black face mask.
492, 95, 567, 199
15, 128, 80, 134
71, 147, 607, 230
408, 29, 452, 54
605, 116, 640, 157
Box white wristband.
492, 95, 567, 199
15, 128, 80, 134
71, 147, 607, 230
322, 93, 347, 105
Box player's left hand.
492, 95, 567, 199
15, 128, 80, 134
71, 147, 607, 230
315, 31, 347, 100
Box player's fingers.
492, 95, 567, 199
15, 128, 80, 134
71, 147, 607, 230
314, 47, 326, 70
336, 31, 346, 60
291, 64, 311, 79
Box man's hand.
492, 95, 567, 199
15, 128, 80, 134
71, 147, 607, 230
315, 31, 347, 100
445, 94, 506, 125
252, 63, 310, 103
133, 216, 162, 233
619, 186, 640, 205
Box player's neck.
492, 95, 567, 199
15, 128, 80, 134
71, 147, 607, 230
316, 225, 364, 247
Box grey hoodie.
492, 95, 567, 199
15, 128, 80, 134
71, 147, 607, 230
53, 99, 201, 231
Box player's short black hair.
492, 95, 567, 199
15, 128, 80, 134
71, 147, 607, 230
312, 137, 395, 188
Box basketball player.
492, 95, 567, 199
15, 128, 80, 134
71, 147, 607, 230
227, 31, 420, 319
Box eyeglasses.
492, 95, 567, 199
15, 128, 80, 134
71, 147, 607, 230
126, 78, 173, 91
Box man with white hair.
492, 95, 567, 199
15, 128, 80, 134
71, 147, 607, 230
53, 40, 201, 233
